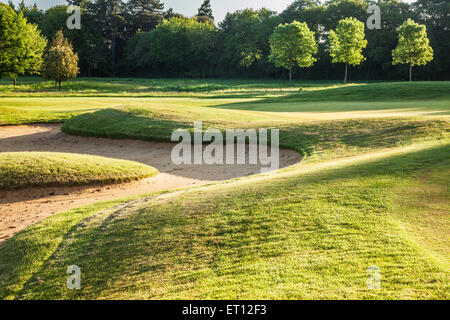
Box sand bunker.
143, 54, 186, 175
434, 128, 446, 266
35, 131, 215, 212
0, 124, 301, 241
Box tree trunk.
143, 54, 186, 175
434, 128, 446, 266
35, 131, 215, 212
289, 69, 292, 82
58, 81, 61, 90
344, 63, 348, 84
13, 78, 16, 86
409, 64, 412, 82
55, 81, 57, 88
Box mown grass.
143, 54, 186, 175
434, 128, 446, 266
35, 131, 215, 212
0, 198, 136, 300
0, 106, 78, 125
0, 152, 158, 190
1, 143, 448, 299
1, 81, 449, 126
0, 78, 449, 300
63, 107, 449, 161
0, 77, 340, 97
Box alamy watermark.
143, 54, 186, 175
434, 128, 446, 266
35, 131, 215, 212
64, 5, 380, 31
171, 121, 279, 173
66, 5, 81, 30
367, 265, 381, 290
367, 5, 381, 30
66, 265, 81, 290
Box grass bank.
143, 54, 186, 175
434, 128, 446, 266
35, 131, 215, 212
0, 143, 448, 299
62, 107, 449, 161
0, 152, 158, 190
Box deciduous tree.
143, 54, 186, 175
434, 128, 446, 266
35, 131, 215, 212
148, 17, 216, 76
392, 19, 434, 81
219, 9, 282, 71
42, 30, 79, 89
269, 21, 318, 81
0, 3, 46, 85
126, 0, 165, 32
329, 17, 367, 84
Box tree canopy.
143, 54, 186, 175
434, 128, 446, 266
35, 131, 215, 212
392, 19, 434, 81
0, 3, 47, 85
329, 17, 367, 83
1, 0, 449, 81
269, 21, 318, 81
42, 30, 79, 89
197, 0, 213, 20
219, 8, 282, 71
148, 17, 216, 77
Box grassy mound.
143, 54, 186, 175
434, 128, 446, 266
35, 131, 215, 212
62, 107, 449, 161
0, 152, 158, 190
1, 143, 448, 299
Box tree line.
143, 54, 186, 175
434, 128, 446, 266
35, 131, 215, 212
1, 0, 449, 82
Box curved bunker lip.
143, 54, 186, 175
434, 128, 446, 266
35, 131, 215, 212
0, 124, 302, 241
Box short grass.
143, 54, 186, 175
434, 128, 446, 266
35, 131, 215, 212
0, 152, 158, 190
0, 143, 448, 299
0, 80, 449, 126
0, 77, 340, 97
0, 78, 449, 300
62, 107, 449, 161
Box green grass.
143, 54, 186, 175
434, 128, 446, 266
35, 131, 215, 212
0, 78, 449, 300
1, 80, 449, 126
1, 143, 448, 299
0, 152, 158, 190
0, 198, 136, 300
62, 108, 449, 161
0, 77, 340, 97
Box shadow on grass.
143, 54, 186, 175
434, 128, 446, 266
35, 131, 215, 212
0, 118, 301, 196
0, 78, 340, 96
12, 143, 449, 299
63, 108, 449, 159
211, 82, 450, 113
62, 108, 193, 142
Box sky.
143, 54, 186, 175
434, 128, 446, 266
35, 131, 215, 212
10, 0, 416, 23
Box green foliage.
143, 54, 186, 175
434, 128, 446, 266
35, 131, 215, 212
219, 9, 282, 69
13, 1, 44, 25
413, 0, 450, 80
20, 23, 47, 75
42, 30, 79, 89
148, 17, 216, 76
329, 17, 367, 66
329, 17, 367, 83
1, 0, 449, 80
281, 0, 324, 34
324, 0, 368, 29
38, 5, 67, 40
364, 0, 415, 79
269, 21, 317, 80
392, 19, 434, 67
39, 5, 109, 77
126, 0, 165, 32
123, 31, 155, 74
0, 3, 46, 84
197, 0, 214, 20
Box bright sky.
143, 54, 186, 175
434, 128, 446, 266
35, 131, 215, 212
10, 0, 416, 22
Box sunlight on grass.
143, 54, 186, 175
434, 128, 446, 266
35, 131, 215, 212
0, 78, 449, 300
1, 143, 448, 300
0, 152, 158, 190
